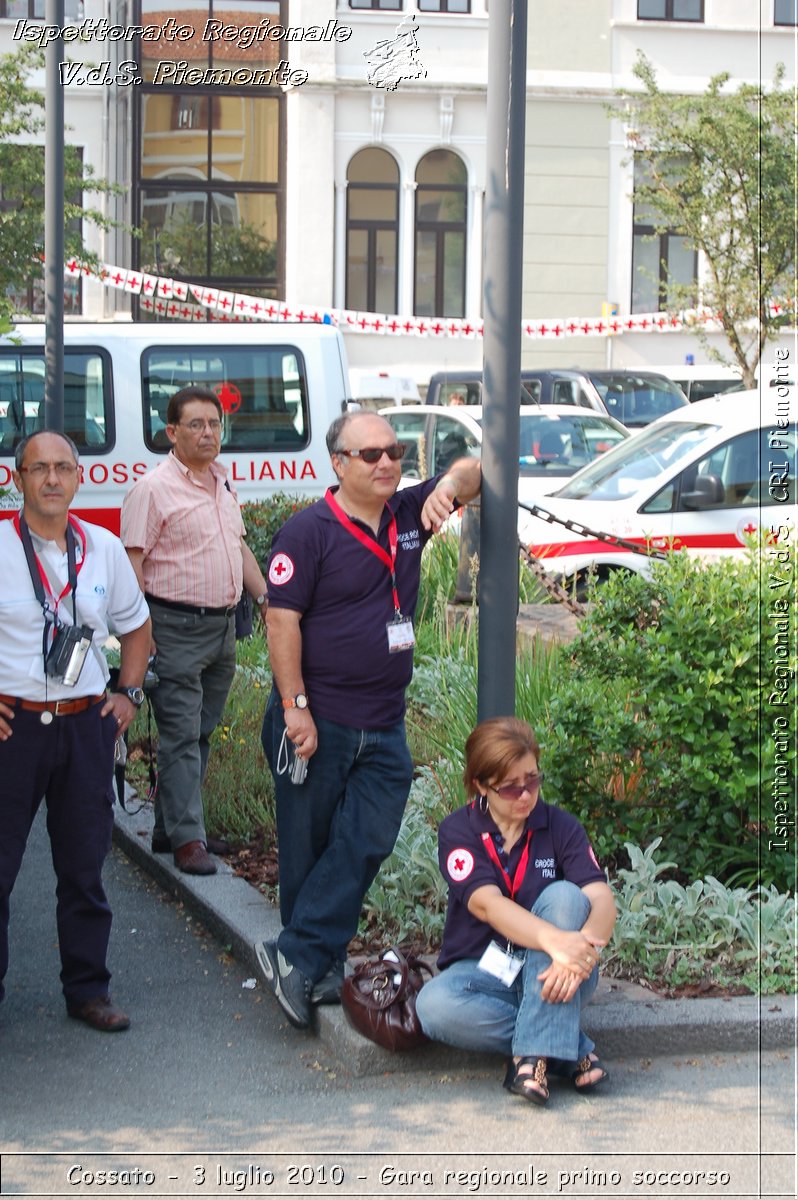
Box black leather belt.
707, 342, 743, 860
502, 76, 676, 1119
145, 593, 236, 617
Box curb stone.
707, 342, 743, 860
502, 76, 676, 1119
112, 801, 796, 1078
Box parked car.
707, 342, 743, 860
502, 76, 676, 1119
381, 404, 629, 517
646, 364, 746, 404
577, 369, 689, 428
425, 369, 610, 415
647, 362, 794, 403
520, 390, 796, 586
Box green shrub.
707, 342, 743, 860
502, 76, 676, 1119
416, 530, 548, 628
203, 664, 275, 842
540, 549, 795, 891
242, 492, 315, 569
606, 840, 797, 994
361, 767, 450, 948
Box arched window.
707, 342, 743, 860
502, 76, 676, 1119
346, 149, 400, 313
414, 150, 467, 317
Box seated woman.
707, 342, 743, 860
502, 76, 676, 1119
416, 716, 616, 1106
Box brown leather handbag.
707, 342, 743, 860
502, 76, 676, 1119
341, 947, 432, 1052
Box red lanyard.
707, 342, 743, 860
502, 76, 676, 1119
14, 511, 87, 614
324, 488, 402, 615
481, 829, 533, 900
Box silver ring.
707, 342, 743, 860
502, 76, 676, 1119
117, 717, 122, 725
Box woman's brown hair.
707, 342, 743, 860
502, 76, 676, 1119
463, 717, 541, 794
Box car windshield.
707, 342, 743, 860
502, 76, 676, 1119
589, 373, 687, 426
474, 413, 626, 476
550, 420, 721, 501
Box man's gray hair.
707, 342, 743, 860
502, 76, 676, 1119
326, 413, 352, 457
325, 410, 393, 458
15, 430, 80, 471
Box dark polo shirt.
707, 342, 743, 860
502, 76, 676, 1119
266, 479, 440, 729
436, 799, 607, 969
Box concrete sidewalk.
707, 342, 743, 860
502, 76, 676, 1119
112, 800, 795, 1077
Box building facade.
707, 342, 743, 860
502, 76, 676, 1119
0, 0, 794, 384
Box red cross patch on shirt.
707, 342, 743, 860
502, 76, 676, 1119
446, 848, 475, 882
269, 552, 295, 586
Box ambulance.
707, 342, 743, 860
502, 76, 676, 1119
0, 322, 352, 532
520, 389, 796, 586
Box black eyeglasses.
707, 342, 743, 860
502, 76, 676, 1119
486, 772, 544, 801
337, 444, 407, 464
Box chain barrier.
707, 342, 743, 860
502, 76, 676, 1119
518, 544, 587, 617
516, 500, 670, 618
517, 499, 670, 561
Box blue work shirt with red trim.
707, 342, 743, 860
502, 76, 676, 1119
266, 478, 440, 729
436, 798, 606, 969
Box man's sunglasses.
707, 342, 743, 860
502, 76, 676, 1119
337, 444, 407, 464
486, 772, 544, 801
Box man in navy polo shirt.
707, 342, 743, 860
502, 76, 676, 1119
255, 411, 481, 1028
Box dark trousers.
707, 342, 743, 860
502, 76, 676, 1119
262, 691, 413, 982
0, 703, 117, 1006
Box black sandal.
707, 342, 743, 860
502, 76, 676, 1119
503, 1056, 549, 1106
571, 1053, 609, 1092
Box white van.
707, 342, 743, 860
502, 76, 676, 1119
348, 368, 421, 410
521, 390, 796, 585
0, 322, 351, 532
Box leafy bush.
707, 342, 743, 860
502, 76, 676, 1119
203, 664, 275, 842
242, 493, 315, 570
606, 840, 797, 995
416, 529, 548, 629
409, 581, 562, 773
361, 767, 450, 948
539, 550, 794, 891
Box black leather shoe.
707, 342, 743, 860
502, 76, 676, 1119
67, 995, 130, 1032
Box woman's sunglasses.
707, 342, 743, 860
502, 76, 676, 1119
486, 772, 544, 801
337, 444, 407, 464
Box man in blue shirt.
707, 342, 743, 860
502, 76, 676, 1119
256, 411, 481, 1028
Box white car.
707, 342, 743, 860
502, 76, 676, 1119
519, 390, 796, 584
382, 404, 629, 519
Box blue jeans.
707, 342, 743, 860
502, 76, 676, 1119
416, 881, 598, 1062
262, 691, 413, 982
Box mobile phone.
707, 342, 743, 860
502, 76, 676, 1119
290, 749, 308, 785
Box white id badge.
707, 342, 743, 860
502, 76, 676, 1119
477, 940, 524, 986
386, 616, 415, 653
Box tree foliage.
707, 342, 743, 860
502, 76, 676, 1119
615, 55, 796, 387
0, 44, 123, 333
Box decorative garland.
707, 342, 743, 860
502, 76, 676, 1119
67, 257, 795, 340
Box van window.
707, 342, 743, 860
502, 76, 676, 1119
142, 344, 310, 453
555, 420, 717, 502
438, 381, 482, 406
0, 350, 113, 454
667, 427, 797, 511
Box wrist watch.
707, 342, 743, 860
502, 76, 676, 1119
256, 593, 267, 606
282, 692, 309, 710
114, 686, 146, 708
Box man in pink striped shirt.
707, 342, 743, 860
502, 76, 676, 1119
121, 387, 268, 875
